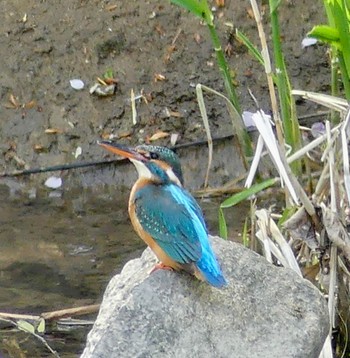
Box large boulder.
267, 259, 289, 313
82, 237, 329, 358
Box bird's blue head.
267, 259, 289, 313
98, 141, 184, 186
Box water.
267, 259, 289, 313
0, 186, 143, 357
0, 182, 248, 357
0, 139, 250, 357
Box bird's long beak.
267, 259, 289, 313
97, 140, 145, 161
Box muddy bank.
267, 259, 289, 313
1, 0, 327, 191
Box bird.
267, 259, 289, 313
98, 140, 227, 288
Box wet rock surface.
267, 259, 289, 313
82, 236, 329, 358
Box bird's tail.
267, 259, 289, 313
195, 245, 227, 288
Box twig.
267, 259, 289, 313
131, 88, 137, 125
0, 304, 100, 322
41, 304, 100, 320
0, 312, 40, 320
171, 28, 182, 45
298, 111, 331, 120
287, 123, 342, 164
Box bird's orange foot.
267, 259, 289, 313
150, 262, 174, 274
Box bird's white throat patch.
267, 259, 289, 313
131, 159, 153, 179
130, 158, 181, 186
166, 168, 182, 186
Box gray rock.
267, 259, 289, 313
82, 237, 329, 358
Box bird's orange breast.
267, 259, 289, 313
128, 179, 182, 271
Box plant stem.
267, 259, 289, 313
338, 53, 350, 99
207, 24, 240, 112
207, 23, 253, 157
170, 0, 253, 157
270, 1, 302, 173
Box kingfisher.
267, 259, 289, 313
98, 140, 227, 288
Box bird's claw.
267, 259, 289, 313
150, 262, 174, 274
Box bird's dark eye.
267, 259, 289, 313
150, 152, 159, 160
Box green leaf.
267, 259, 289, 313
278, 206, 297, 227
332, 0, 350, 77
171, 0, 213, 24
103, 69, 114, 79
218, 208, 228, 239
270, 0, 282, 13
37, 318, 46, 334
17, 320, 35, 334
236, 29, 264, 67
242, 217, 249, 247
308, 25, 340, 44
220, 178, 277, 209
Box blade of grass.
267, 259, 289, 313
308, 25, 340, 43
250, 110, 299, 203
245, 133, 264, 188
310, 0, 350, 100
341, 108, 350, 203
333, 0, 350, 78
328, 244, 338, 333
196, 84, 249, 172
248, 0, 285, 156
221, 178, 277, 209
131, 88, 137, 125
291, 90, 348, 112
262, 210, 302, 275
242, 217, 249, 247
171, 0, 212, 23
235, 29, 264, 66
196, 84, 213, 188
218, 208, 228, 239
269, 0, 302, 171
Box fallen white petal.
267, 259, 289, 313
302, 37, 317, 49
74, 146, 82, 159
311, 122, 326, 138
243, 110, 271, 130
70, 79, 85, 90
45, 176, 62, 189
242, 111, 256, 128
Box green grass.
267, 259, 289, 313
168, 1, 350, 355
308, 0, 350, 103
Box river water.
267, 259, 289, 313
0, 161, 248, 357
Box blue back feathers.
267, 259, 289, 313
134, 183, 227, 288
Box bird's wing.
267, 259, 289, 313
134, 184, 206, 264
